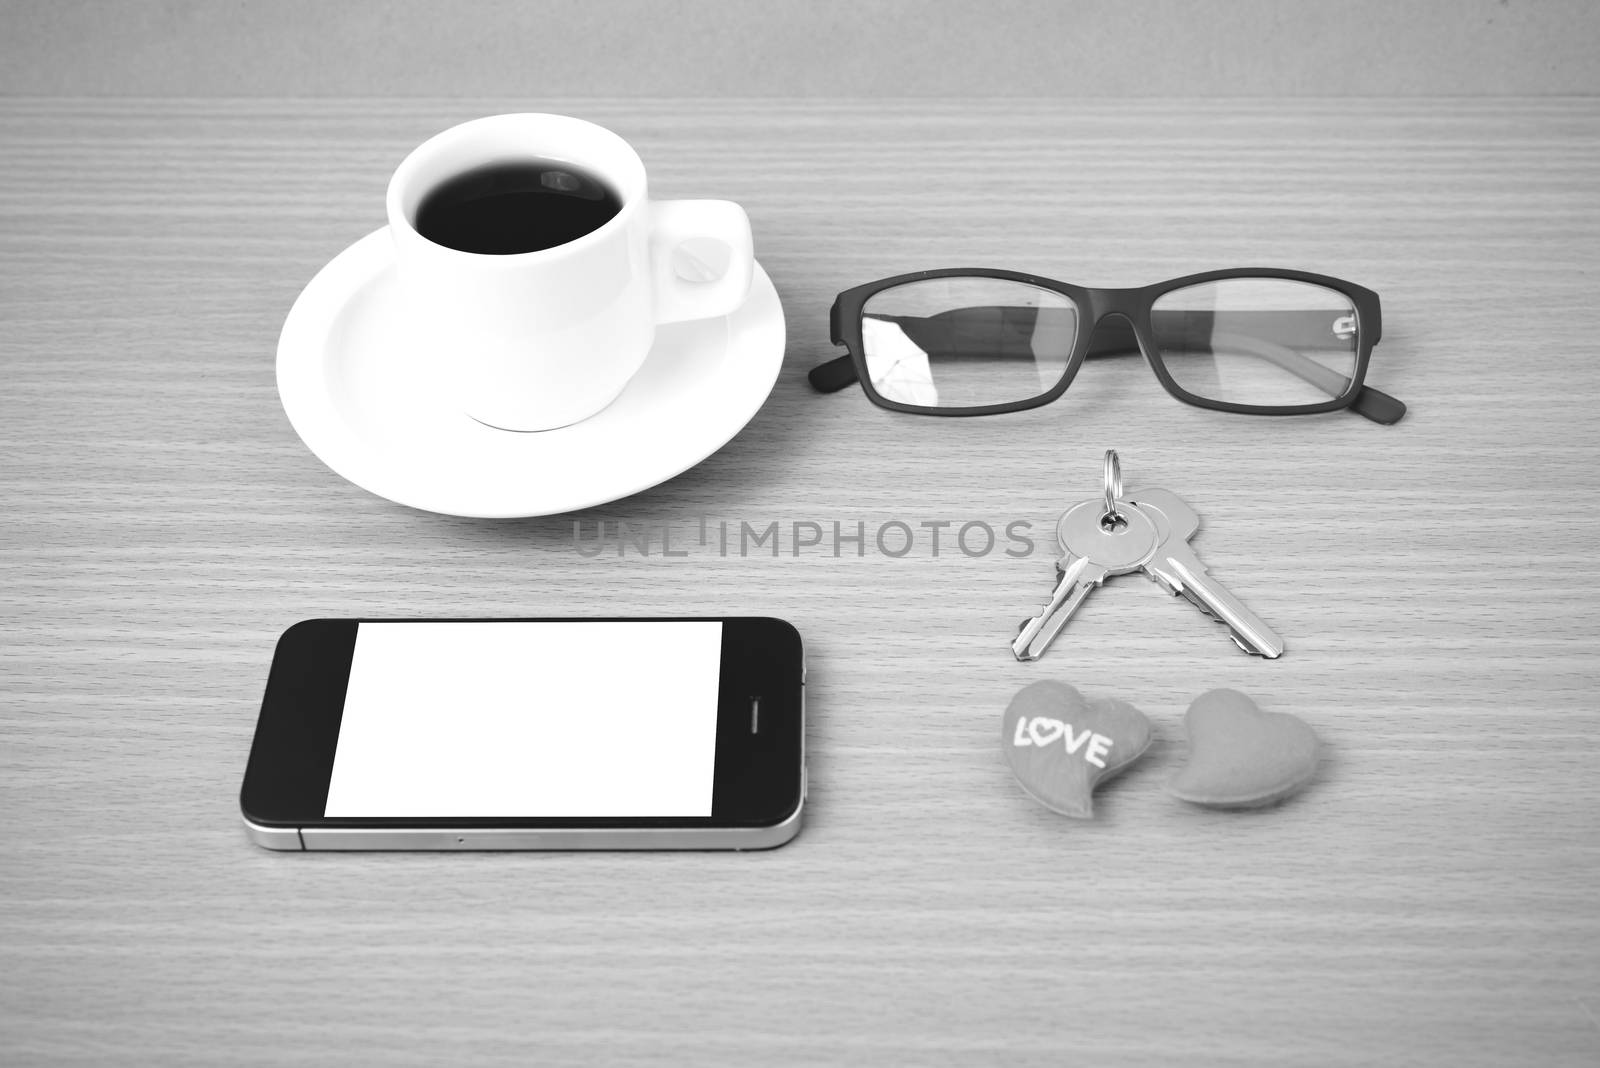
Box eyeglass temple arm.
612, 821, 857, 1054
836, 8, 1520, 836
807, 310, 1405, 424
808, 352, 861, 393
807, 298, 861, 392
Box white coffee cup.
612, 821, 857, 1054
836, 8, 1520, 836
386, 113, 754, 432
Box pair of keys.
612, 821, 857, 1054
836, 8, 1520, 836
1012, 452, 1285, 661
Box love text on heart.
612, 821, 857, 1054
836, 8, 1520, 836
1013, 716, 1114, 768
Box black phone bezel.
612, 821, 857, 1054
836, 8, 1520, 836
240, 617, 804, 831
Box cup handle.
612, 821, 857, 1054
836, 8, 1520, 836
649, 200, 754, 325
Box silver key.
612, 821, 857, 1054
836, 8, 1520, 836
1129, 487, 1285, 658
1013, 500, 1158, 661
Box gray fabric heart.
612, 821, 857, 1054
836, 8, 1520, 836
1002, 680, 1153, 818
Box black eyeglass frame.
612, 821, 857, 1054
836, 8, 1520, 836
810, 267, 1403, 423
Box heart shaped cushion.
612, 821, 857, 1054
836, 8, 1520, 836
1002, 680, 1153, 818
1166, 688, 1320, 809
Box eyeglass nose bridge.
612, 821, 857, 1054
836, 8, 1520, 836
1077, 289, 1157, 365
1079, 288, 1155, 336
1081, 288, 1148, 322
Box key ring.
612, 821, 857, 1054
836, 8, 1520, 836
1102, 449, 1123, 525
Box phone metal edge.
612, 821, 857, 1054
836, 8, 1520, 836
242, 797, 802, 852
243, 819, 305, 850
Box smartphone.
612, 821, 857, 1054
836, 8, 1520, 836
240, 617, 804, 851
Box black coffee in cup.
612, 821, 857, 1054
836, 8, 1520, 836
415, 160, 623, 255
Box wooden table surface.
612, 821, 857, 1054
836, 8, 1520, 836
2, 98, 1597, 1065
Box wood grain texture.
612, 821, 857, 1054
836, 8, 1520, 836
8, 1, 1600, 98
1, 98, 1597, 1065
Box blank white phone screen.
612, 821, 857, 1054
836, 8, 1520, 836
324, 622, 723, 817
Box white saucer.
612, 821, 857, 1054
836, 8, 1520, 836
277, 228, 784, 518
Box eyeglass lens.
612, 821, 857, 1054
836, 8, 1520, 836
1150, 278, 1359, 407
859, 278, 1080, 408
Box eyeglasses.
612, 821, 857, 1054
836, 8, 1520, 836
808, 268, 1405, 424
